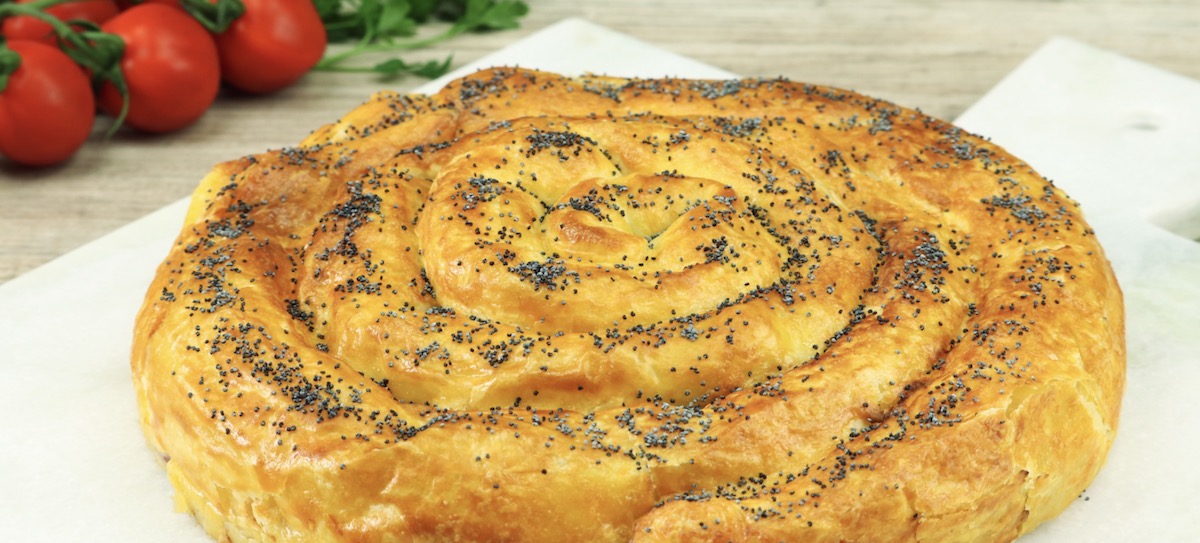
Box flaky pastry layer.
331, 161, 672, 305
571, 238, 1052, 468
132, 68, 1125, 543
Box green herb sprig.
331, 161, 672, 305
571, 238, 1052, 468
313, 0, 529, 79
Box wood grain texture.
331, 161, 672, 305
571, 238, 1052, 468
2, 0, 1197, 284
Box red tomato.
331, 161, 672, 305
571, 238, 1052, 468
97, 4, 220, 133
1, 0, 120, 45
214, 0, 327, 94
0, 41, 96, 166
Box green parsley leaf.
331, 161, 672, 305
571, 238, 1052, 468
315, 0, 530, 80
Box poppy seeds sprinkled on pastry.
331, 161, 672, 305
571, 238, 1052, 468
132, 68, 1124, 543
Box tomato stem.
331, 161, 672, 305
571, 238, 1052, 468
0, 3, 85, 51
4, 0, 75, 12
0, 44, 21, 92
178, 0, 245, 34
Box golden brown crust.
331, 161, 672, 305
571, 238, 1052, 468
132, 68, 1125, 543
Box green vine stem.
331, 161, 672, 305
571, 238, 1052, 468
178, 0, 245, 34
0, 45, 21, 90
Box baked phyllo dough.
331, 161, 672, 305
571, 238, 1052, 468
132, 68, 1124, 543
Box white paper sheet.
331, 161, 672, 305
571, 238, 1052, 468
2, 21, 1196, 542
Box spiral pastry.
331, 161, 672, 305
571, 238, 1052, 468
132, 68, 1125, 542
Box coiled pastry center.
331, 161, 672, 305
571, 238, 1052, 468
297, 117, 880, 412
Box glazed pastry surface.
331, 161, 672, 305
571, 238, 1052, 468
132, 68, 1125, 543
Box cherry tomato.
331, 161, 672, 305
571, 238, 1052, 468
0, 41, 95, 166
214, 0, 327, 94
97, 3, 220, 133
1, 0, 120, 45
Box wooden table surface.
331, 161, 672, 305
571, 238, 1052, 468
2, 0, 1198, 285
